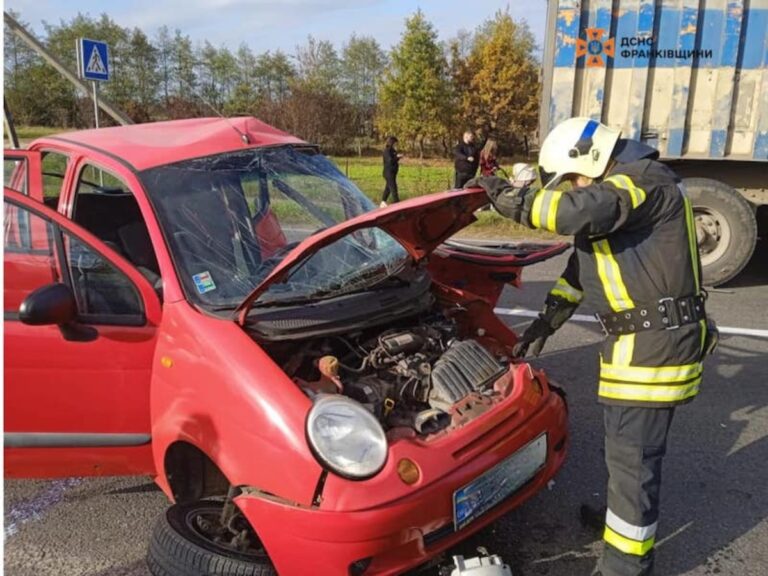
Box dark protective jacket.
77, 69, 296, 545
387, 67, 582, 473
383, 146, 399, 176
454, 142, 479, 175
530, 159, 706, 407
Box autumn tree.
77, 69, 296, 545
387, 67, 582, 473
377, 10, 453, 157
460, 10, 539, 152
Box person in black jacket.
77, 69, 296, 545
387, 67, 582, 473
454, 131, 479, 188
468, 117, 717, 576
381, 136, 402, 206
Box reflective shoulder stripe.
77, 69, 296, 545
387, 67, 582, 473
530, 189, 563, 232
611, 333, 635, 366
604, 526, 655, 556
550, 277, 583, 304
593, 239, 635, 312
600, 361, 702, 383
683, 196, 701, 293
606, 509, 658, 542
598, 378, 701, 402
604, 174, 647, 209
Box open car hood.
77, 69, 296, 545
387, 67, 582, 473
235, 188, 489, 323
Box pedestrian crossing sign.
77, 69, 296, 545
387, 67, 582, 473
79, 38, 110, 81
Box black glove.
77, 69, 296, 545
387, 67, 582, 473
513, 316, 554, 358
513, 294, 578, 358
465, 176, 535, 224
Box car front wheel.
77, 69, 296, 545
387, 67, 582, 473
147, 500, 276, 576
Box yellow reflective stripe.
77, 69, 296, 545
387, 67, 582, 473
600, 361, 702, 383
598, 378, 701, 402
605, 174, 647, 209
612, 334, 635, 366
530, 189, 563, 232
699, 319, 707, 354
606, 509, 658, 541
593, 239, 635, 312
604, 526, 655, 556
550, 277, 583, 303
684, 196, 701, 292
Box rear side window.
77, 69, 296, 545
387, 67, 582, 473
41, 151, 69, 208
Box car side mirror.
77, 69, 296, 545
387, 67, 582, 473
19, 283, 77, 326
19, 283, 98, 342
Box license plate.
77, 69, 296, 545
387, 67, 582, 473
453, 434, 548, 530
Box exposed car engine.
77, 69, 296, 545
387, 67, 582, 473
269, 315, 510, 436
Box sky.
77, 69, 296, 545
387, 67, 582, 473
5, 0, 549, 55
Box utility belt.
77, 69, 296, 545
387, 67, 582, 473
596, 294, 707, 336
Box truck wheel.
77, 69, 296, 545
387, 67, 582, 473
683, 178, 757, 286
147, 500, 276, 576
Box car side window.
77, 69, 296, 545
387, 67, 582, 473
3, 201, 59, 313
41, 151, 69, 209
3, 157, 29, 195
72, 164, 162, 291
4, 199, 145, 325
63, 232, 144, 324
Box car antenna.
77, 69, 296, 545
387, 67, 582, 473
192, 87, 251, 145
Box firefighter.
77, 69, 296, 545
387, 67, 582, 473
467, 117, 717, 576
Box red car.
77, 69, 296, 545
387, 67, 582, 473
4, 117, 568, 576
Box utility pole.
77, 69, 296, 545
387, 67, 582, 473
3, 11, 132, 126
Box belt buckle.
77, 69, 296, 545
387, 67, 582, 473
595, 313, 609, 336
659, 297, 680, 330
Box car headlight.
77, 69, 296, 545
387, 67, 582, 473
306, 395, 388, 479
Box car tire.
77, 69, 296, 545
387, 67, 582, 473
147, 500, 277, 576
683, 177, 757, 286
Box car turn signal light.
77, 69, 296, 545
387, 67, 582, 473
397, 458, 420, 485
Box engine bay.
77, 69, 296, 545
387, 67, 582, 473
263, 313, 515, 437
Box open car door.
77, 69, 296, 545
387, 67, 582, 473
4, 189, 162, 478
428, 239, 571, 304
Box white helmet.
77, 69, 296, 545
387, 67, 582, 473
538, 117, 621, 188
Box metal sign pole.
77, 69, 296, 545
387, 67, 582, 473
92, 81, 100, 129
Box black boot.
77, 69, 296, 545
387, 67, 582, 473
580, 503, 607, 533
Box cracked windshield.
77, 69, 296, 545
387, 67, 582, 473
141, 146, 410, 309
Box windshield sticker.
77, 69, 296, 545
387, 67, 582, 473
192, 271, 217, 294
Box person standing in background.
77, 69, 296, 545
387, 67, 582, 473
454, 131, 479, 188
381, 136, 403, 206
479, 138, 500, 176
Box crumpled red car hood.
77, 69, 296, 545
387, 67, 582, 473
235, 188, 488, 324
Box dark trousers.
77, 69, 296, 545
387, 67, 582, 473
597, 405, 675, 576
382, 173, 399, 203
455, 171, 475, 189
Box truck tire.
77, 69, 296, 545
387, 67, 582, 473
683, 178, 757, 286
147, 501, 276, 576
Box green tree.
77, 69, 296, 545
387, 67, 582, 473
254, 50, 295, 102
225, 43, 260, 115
155, 25, 174, 110
124, 28, 160, 121
340, 34, 387, 108
461, 10, 540, 151
295, 36, 340, 91
377, 10, 453, 157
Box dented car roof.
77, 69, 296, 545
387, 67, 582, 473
43, 117, 306, 171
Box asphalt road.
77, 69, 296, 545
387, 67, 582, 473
5, 241, 767, 576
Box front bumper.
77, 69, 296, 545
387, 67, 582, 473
236, 376, 567, 576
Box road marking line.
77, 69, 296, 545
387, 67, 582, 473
493, 307, 768, 339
